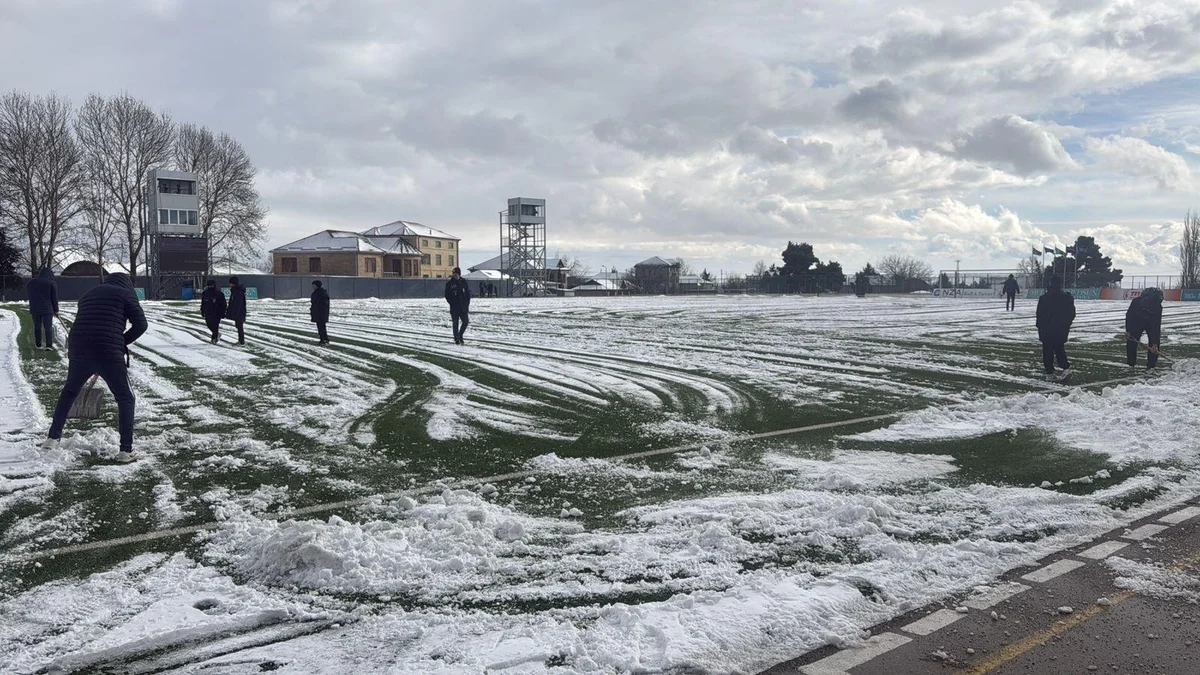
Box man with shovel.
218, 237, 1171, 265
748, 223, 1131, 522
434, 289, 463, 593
40, 273, 147, 463
1125, 287, 1164, 370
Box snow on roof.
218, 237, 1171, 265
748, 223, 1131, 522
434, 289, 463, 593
572, 278, 623, 291
362, 235, 422, 257
464, 270, 509, 280
468, 253, 566, 272
362, 220, 459, 240
635, 256, 677, 267
272, 230, 388, 254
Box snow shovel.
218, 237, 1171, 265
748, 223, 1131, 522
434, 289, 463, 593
68, 374, 103, 419
1118, 333, 1170, 362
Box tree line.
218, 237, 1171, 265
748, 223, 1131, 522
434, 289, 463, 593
0, 90, 266, 282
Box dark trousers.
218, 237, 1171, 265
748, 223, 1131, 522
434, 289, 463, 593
1042, 342, 1069, 374
451, 308, 469, 343
316, 321, 328, 343
49, 358, 136, 452
234, 319, 245, 343
1127, 328, 1160, 368
33, 313, 54, 347
205, 317, 221, 342
1005, 293, 1016, 311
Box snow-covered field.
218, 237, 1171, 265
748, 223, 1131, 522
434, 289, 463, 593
2, 294, 1200, 673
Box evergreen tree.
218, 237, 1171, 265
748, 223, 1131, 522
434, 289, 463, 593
0, 226, 21, 295
780, 241, 818, 276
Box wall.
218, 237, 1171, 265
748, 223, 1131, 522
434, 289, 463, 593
1100, 288, 1184, 301
1025, 288, 1103, 300
274, 252, 359, 276
1183, 289, 1200, 302
932, 288, 1000, 298
416, 236, 460, 278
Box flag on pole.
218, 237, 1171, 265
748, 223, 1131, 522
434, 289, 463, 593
1032, 246, 1042, 256
1054, 246, 1065, 256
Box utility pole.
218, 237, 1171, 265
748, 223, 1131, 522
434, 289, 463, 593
955, 259, 960, 288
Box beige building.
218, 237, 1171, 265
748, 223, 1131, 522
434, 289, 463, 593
361, 221, 462, 279
271, 230, 422, 278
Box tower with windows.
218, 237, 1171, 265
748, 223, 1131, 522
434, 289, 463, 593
500, 197, 547, 296
146, 169, 207, 298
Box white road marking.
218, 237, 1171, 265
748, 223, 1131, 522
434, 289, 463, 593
1078, 540, 1129, 560
799, 632, 912, 675
963, 581, 1030, 609
1122, 524, 1169, 541
901, 609, 964, 636
1021, 559, 1087, 583
1158, 506, 1200, 525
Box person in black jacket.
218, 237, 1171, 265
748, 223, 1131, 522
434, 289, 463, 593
1035, 275, 1076, 381
42, 273, 147, 462
26, 267, 59, 350
310, 280, 330, 345
1126, 287, 1164, 369
226, 277, 247, 345
1002, 274, 1020, 311
200, 279, 227, 344
445, 267, 471, 345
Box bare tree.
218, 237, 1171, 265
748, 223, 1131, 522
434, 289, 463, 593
751, 260, 769, 277
0, 91, 86, 275
877, 254, 933, 287
74, 160, 121, 281
74, 93, 173, 283
174, 124, 267, 271
552, 251, 592, 282
1181, 210, 1200, 289
672, 257, 696, 276
1017, 255, 1045, 289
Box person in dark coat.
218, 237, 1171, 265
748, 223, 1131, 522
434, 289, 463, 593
310, 280, 330, 345
445, 267, 471, 345
1002, 274, 1020, 311
200, 279, 227, 344
226, 277, 247, 345
42, 273, 147, 462
26, 267, 60, 350
1035, 275, 1076, 381
1125, 287, 1164, 369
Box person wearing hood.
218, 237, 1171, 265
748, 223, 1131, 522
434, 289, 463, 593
42, 273, 147, 462
26, 267, 59, 351
226, 277, 247, 345
1035, 275, 1076, 381
310, 280, 330, 345
445, 267, 471, 344
1126, 287, 1165, 369
1002, 274, 1020, 311
200, 279, 227, 344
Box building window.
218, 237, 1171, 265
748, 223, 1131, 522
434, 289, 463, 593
309, 257, 321, 273
365, 257, 377, 274
422, 239, 428, 247
435, 240, 442, 248
169, 210, 179, 224
422, 254, 431, 265
448, 242, 454, 249
188, 210, 198, 226
282, 257, 298, 273
436, 254, 442, 266
157, 179, 196, 195
403, 259, 413, 276
159, 209, 168, 224
448, 255, 454, 265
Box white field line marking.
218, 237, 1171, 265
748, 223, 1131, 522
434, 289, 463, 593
901, 609, 964, 636
1, 371, 1153, 564
799, 632, 912, 675
1158, 506, 1200, 525
1121, 523, 1169, 541
1021, 559, 1086, 583
1078, 540, 1130, 560
962, 582, 1030, 610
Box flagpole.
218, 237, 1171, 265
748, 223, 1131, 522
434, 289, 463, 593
1041, 245, 1046, 288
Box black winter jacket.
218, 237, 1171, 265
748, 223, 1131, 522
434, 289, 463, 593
69, 273, 147, 362
310, 288, 330, 323
1125, 295, 1163, 338
27, 268, 59, 316
1036, 289, 1076, 344
226, 285, 248, 321
445, 277, 471, 312
1003, 279, 1020, 295
201, 287, 227, 322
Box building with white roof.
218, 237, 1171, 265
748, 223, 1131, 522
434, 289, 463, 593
362, 220, 461, 278
271, 230, 423, 278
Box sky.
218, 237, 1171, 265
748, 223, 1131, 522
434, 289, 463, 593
3, 0, 1200, 277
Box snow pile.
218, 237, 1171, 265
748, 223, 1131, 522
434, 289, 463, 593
763, 449, 959, 490
848, 360, 1200, 465
1107, 555, 1200, 603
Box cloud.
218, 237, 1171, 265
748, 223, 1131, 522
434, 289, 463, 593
1084, 136, 1193, 190
952, 115, 1076, 174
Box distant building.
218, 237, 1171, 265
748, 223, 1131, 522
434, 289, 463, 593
271, 230, 422, 278
631, 257, 682, 294
679, 274, 717, 294
468, 253, 568, 290
570, 277, 630, 297
362, 221, 461, 279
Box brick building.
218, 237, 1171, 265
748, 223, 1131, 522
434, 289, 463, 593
271, 230, 422, 278
361, 221, 462, 279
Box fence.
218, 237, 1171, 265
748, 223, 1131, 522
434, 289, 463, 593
0, 274, 512, 302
